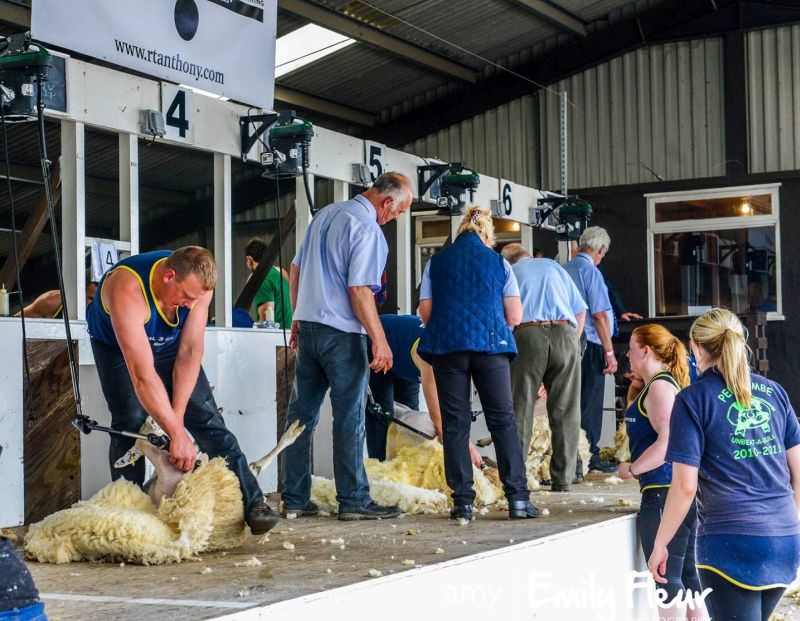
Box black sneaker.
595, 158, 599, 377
588, 458, 618, 473
246, 503, 280, 535
338, 501, 402, 521
281, 501, 320, 518
449, 504, 474, 521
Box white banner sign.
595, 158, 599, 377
32, 0, 277, 109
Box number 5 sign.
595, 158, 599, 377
364, 141, 387, 184
161, 84, 195, 144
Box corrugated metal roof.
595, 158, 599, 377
276, 0, 667, 128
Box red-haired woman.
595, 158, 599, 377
621, 324, 707, 620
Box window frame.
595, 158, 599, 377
645, 183, 783, 321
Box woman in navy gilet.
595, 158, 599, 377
620, 324, 706, 620
649, 308, 800, 621
417, 205, 537, 521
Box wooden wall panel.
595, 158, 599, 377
24, 340, 81, 524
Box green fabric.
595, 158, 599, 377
253, 266, 292, 328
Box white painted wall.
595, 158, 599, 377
0, 319, 24, 526
213, 515, 667, 621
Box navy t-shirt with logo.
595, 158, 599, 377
666, 369, 800, 537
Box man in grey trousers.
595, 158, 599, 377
501, 244, 587, 491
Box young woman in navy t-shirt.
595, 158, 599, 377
620, 324, 706, 620
649, 308, 800, 621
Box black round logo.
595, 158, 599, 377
174, 0, 199, 41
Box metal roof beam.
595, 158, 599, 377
277, 0, 478, 83
275, 86, 376, 126
508, 0, 587, 36
0, 2, 30, 29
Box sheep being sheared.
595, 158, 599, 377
24, 420, 304, 565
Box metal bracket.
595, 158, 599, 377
239, 112, 279, 163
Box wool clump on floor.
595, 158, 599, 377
311, 440, 503, 513
24, 457, 246, 565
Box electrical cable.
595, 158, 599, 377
272, 168, 291, 419
0, 91, 36, 423
34, 72, 85, 421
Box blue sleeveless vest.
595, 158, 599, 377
624, 371, 680, 491
418, 232, 516, 359
87, 250, 191, 353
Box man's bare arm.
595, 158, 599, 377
106, 271, 179, 435
171, 290, 212, 420
16, 290, 62, 318
289, 263, 300, 311
592, 310, 617, 374
349, 285, 392, 372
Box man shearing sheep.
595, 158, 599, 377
86, 246, 279, 535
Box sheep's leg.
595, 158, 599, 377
249, 420, 305, 477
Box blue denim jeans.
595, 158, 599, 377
281, 322, 372, 511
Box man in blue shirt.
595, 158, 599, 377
564, 227, 619, 475
282, 172, 413, 521
502, 243, 587, 491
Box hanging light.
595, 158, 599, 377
740, 200, 752, 215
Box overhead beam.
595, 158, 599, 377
0, 165, 60, 290
0, 159, 191, 205
508, 0, 587, 36
277, 0, 479, 83
370, 0, 800, 146
275, 86, 377, 127
0, 2, 30, 29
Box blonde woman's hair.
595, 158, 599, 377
690, 308, 752, 407
457, 205, 495, 246
632, 324, 690, 388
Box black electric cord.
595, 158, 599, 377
0, 93, 35, 423
35, 73, 84, 421
272, 169, 291, 413
301, 142, 316, 215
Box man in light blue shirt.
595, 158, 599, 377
563, 226, 618, 476
501, 243, 587, 491
282, 172, 413, 521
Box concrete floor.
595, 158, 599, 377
13, 472, 800, 620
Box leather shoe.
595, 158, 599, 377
551, 483, 570, 492
281, 500, 319, 518
449, 504, 474, 521
508, 500, 540, 519
246, 503, 280, 535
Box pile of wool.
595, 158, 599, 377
311, 440, 505, 513
599, 427, 630, 463
24, 457, 246, 565
311, 476, 449, 514
523, 396, 591, 486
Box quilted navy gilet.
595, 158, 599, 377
418, 232, 516, 360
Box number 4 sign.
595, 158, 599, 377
161, 84, 195, 143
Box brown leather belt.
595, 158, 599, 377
516, 320, 571, 328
